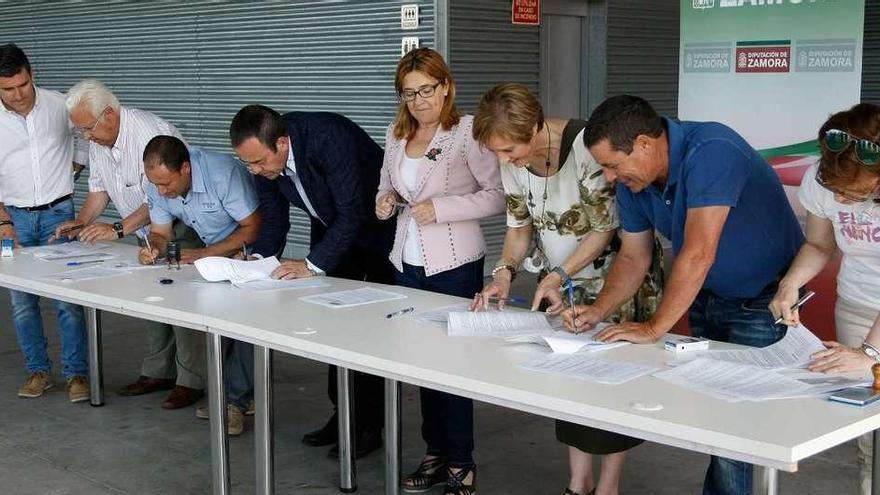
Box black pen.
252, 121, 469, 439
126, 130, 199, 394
386, 307, 414, 319
774, 290, 816, 324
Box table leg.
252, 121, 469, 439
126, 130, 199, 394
254, 345, 274, 495
872, 429, 880, 495
85, 307, 104, 407
338, 367, 357, 492
752, 466, 778, 495
207, 333, 230, 495
384, 379, 401, 495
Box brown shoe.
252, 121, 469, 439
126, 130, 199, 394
195, 398, 254, 419
162, 386, 204, 409
67, 375, 90, 403
117, 375, 175, 396
227, 404, 245, 436
18, 371, 53, 398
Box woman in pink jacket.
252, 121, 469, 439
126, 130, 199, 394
375, 47, 504, 495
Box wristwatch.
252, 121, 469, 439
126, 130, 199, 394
861, 343, 880, 362
112, 221, 125, 239
551, 266, 571, 287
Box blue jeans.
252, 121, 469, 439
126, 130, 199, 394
689, 284, 787, 495
397, 259, 484, 467
7, 199, 88, 378
225, 340, 253, 412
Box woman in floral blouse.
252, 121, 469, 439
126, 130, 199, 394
470, 83, 664, 495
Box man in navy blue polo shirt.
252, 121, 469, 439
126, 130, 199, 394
563, 95, 804, 495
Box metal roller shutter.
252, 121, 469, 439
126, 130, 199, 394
0, 0, 435, 258
864, 0, 880, 104
447, 0, 540, 268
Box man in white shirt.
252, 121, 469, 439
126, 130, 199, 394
0, 44, 90, 403
60, 79, 206, 410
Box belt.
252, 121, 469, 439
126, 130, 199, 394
18, 194, 73, 212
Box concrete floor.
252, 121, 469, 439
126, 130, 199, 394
0, 285, 862, 495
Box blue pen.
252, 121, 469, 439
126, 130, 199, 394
567, 280, 578, 332
67, 259, 104, 267
485, 295, 528, 305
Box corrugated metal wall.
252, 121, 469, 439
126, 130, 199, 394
0, 0, 434, 257
606, 0, 680, 117
864, 0, 880, 104
448, 0, 540, 265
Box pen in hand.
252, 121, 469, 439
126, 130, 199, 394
774, 290, 816, 325
567, 280, 578, 333
241, 242, 248, 260
386, 307, 414, 319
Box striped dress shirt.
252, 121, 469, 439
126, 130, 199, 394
88, 106, 184, 219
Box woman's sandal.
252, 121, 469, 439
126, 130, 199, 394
563, 488, 595, 495
444, 464, 477, 495
402, 456, 448, 493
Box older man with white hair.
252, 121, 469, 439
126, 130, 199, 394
60, 79, 207, 410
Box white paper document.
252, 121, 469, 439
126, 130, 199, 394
507, 324, 629, 354
410, 304, 472, 326
521, 353, 657, 385
105, 259, 164, 271
234, 278, 329, 291
43, 266, 132, 282
24, 241, 111, 259
704, 324, 825, 369
193, 256, 281, 284
299, 287, 406, 308
447, 311, 554, 337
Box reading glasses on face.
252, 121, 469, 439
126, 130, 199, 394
399, 81, 442, 102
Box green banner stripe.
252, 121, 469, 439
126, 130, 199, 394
736, 40, 792, 47
758, 140, 821, 159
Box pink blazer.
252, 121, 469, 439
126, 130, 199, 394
377, 115, 504, 276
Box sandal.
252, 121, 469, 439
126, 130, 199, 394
403, 456, 447, 493
444, 464, 476, 495
563, 489, 595, 495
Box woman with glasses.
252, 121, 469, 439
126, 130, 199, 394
770, 102, 880, 495
469, 83, 664, 495
375, 47, 504, 495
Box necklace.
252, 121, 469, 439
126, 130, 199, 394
526, 124, 553, 210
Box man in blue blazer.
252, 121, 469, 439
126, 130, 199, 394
230, 104, 395, 458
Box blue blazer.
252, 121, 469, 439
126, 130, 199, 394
251, 112, 394, 274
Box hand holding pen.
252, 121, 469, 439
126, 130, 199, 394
771, 290, 816, 325
137, 227, 160, 265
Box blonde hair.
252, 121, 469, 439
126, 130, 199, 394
393, 48, 460, 140
472, 83, 544, 145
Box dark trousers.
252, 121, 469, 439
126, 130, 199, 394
324, 247, 397, 433
689, 283, 788, 495
396, 259, 484, 467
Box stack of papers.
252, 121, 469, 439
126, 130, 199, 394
410, 304, 472, 326
193, 256, 328, 291
654, 357, 868, 402
27, 242, 116, 264
703, 324, 826, 369
447, 311, 554, 337
508, 325, 629, 354
300, 287, 406, 308
521, 353, 656, 385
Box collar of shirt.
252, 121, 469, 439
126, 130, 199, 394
653, 117, 686, 201
285, 140, 297, 176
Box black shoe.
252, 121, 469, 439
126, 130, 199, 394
327, 428, 383, 459
302, 412, 338, 447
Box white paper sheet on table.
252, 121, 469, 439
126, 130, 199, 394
24, 241, 111, 258
193, 256, 280, 284
42, 266, 132, 282
233, 278, 329, 291
652, 357, 866, 402
299, 287, 406, 308
704, 324, 825, 369
508, 324, 629, 354
105, 259, 164, 271
521, 353, 656, 385
409, 303, 472, 326
447, 311, 554, 337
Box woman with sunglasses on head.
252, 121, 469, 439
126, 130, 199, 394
375, 47, 504, 495
469, 83, 664, 495
770, 102, 880, 495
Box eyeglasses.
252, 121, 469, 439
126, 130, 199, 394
823, 129, 880, 166
75, 108, 108, 135
814, 172, 880, 204
399, 81, 442, 102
